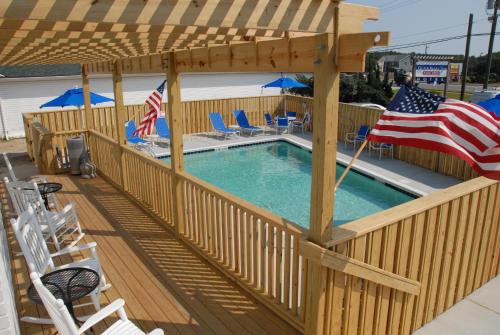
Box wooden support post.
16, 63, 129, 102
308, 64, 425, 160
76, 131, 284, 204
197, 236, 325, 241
309, 32, 339, 245
166, 52, 186, 238
112, 59, 126, 188
81, 65, 93, 130
112, 60, 126, 145
305, 32, 340, 335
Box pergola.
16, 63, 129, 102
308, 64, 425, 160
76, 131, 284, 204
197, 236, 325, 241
1, 1, 389, 333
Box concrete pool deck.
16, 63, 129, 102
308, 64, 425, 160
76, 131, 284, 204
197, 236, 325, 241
134, 131, 460, 196
413, 276, 500, 335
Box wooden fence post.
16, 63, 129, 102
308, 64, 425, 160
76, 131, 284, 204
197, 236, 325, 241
112, 60, 126, 188
305, 31, 340, 335
81, 64, 93, 130
166, 52, 186, 237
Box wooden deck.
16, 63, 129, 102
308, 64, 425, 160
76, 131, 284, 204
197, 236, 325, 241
3, 173, 300, 335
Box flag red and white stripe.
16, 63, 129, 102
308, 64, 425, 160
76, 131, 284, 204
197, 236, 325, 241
368, 99, 500, 180
133, 80, 166, 136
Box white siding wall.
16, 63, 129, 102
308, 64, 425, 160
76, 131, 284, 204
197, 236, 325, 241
0, 208, 20, 335
0, 73, 283, 138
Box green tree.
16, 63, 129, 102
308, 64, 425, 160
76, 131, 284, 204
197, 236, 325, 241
288, 63, 394, 106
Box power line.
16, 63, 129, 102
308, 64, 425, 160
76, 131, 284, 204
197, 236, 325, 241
372, 32, 498, 52
382, 0, 424, 13
392, 18, 489, 41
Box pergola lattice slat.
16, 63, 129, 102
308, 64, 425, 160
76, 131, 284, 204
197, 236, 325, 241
0, 0, 379, 65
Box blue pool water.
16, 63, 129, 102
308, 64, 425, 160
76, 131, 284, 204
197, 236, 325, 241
162, 141, 415, 228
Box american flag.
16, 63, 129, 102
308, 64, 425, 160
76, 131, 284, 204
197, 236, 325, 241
368, 84, 500, 180
133, 80, 166, 136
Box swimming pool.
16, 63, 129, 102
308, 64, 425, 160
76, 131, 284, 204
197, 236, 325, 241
161, 141, 415, 228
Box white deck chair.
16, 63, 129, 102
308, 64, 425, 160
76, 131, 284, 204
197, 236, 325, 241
30, 272, 163, 335
11, 207, 110, 324
3, 152, 60, 209
5, 178, 84, 250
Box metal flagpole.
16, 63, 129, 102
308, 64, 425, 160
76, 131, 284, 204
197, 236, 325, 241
334, 140, 368, 192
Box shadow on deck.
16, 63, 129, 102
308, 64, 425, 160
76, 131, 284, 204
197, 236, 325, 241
3, 171, 299, 335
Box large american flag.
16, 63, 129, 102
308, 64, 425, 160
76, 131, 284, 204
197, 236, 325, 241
368, 84, 500, 180
133, 80, 166, 136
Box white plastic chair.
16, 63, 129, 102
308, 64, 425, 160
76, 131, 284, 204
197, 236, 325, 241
30, 272, 163, 335
10, 207, 110, 324
5, 178, 84, 250
3, 152, 60, 209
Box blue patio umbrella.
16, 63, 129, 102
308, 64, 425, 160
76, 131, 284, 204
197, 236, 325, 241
478, 94, 500, 117
262, 77, 308, 115
40, 87, 113, 109
40, 87, 114, 128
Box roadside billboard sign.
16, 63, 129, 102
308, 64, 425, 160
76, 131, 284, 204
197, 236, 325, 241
415, 61, 449, 84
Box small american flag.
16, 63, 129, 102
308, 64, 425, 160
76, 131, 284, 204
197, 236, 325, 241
133, 80, 166, 136
368, 84, 500, 180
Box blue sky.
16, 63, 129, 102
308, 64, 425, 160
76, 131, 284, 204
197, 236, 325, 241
347, 0, 499, 56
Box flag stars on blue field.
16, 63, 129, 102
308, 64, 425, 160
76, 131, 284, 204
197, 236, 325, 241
390, 84, 445, 114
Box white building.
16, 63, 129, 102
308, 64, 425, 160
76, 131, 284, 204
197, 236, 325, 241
0, 73, 285, 139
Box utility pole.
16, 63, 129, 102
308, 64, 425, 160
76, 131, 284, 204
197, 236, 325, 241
443, 62, 451, 98
411, 53, 417, 85
484, 0, 499, 89
461, 13, 473, 100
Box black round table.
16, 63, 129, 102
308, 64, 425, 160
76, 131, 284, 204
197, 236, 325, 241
37, 182, 62, 210
28, 268, 99, 324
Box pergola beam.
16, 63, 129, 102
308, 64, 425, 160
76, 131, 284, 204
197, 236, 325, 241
79, 32, 389, 75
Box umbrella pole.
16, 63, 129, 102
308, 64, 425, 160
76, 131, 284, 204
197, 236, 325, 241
283, 90, 286, 116
78, 106, 84, 129
334, 140, 368, 192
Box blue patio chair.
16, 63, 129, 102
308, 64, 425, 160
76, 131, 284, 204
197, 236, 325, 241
125, 120, 147, 144
345, 125, 369, 151
369, 142, 394, 160
291, 112, 311, 134
209, 112, 239, 138
233, 110, 263, 136
286, 111, 297, 118
276, 117, 289, 134
155, 117, 170, 143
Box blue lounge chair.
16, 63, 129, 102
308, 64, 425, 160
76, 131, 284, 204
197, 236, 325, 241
125, 121, 147, 144
209, 112, 239, 138
155, 117, 170, 143
345, 125, 370, 150
233, 110, 263, 136
276, 117, 289, 134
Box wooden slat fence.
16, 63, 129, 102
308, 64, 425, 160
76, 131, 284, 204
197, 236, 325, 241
305, 177, 500, 335
179, 171, 306, 330
87, 130, 122, 186
121, 144, 174, 227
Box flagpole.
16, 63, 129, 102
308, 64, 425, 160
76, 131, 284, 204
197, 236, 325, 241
334, 140, 368, 192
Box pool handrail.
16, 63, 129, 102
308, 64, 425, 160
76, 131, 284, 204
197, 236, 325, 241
233, 110, 264, 135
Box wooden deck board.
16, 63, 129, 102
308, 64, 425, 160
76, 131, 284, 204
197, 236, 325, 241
5, 174, 300, 335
